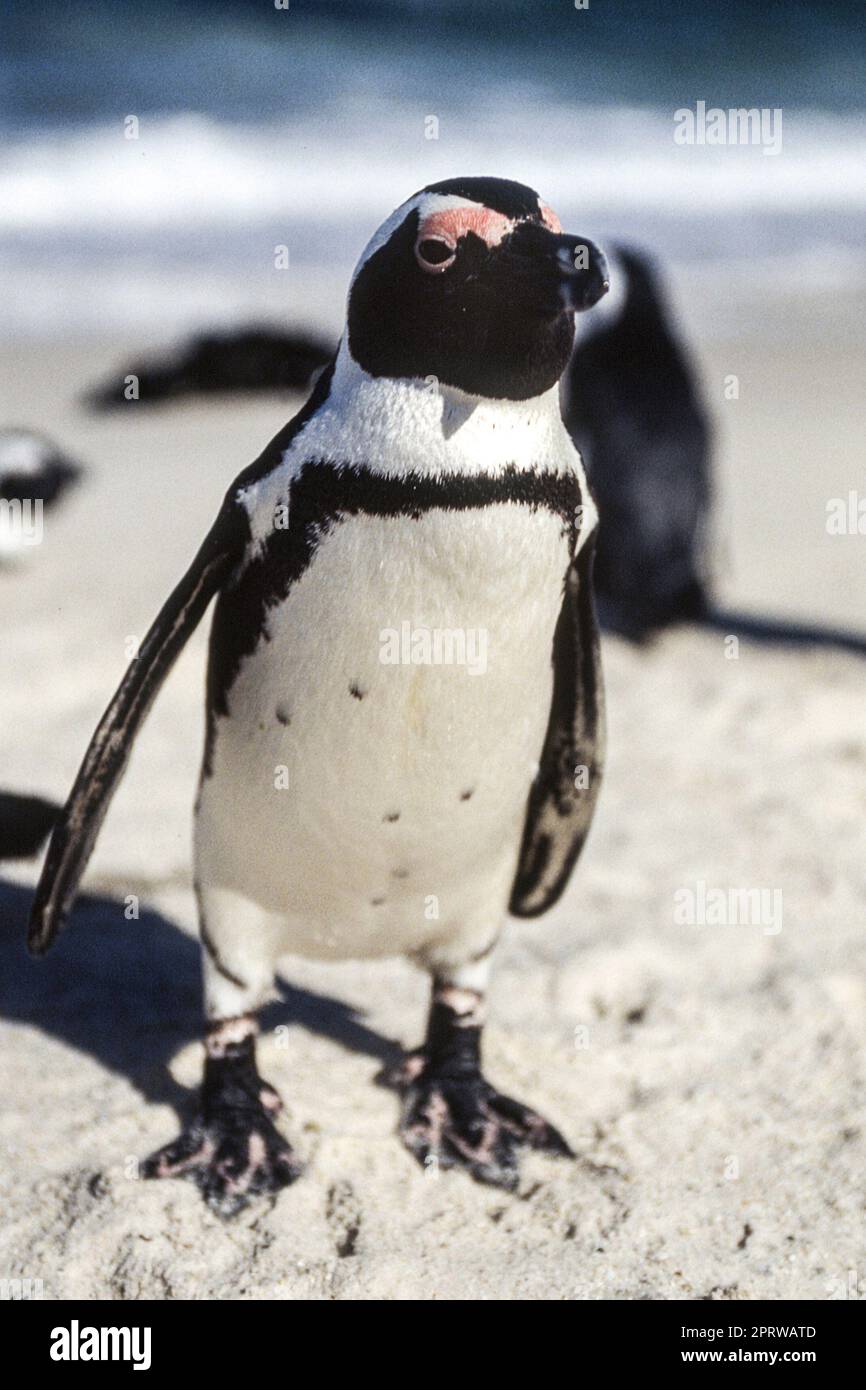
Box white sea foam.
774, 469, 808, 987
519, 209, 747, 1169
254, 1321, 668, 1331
2, 103, 864, 336
3, 106, 866, 232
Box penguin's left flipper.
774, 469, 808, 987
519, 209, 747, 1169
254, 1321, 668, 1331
27, 493, 246, 956
509, 533, 605, 919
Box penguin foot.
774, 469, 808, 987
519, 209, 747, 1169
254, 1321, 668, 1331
142, 1099, 301, 1217
392, 1053, 573, 1190
142, 1029, 301, 1216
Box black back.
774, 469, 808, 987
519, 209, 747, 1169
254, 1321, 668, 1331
563, 246, 711, 639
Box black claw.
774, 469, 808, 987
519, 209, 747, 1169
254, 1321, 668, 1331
486, 1092, 575, 1157
395, 1056, 573, 1189
143, 1105, 302, 1216
143, 1037, 302, 1216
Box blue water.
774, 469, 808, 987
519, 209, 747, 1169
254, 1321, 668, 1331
4, 0, 865, 124
1, 0, 864, 337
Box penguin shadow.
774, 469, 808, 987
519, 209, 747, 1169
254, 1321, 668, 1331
701, 607, 866, 659
440, 393, 478, 440
598, 602, 866, 656
0, 878, 401, 1122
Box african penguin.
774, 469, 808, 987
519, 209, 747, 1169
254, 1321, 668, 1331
0, 431, 75, 855
29, 177, 609, 1213
0, 428, 75, 856
0, 429, 80, 560
0, 791, 59, 861
563, 245, 712, 639
85, 327, 332, 409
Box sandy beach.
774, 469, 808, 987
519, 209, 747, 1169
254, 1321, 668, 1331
0, 281, 864, 1300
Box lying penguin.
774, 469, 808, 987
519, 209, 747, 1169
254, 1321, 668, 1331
0, 791, 58, 861
0, 428, 80, 560
29, 177, 609, 1213
84, 327, 332, 410
0, 431, 75, 855
562, 246, 711, 639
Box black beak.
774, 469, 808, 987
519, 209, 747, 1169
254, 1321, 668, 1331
505, 221, 610, 314
553, 234, 610, 311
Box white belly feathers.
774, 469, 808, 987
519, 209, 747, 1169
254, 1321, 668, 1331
195, 501, 571, 960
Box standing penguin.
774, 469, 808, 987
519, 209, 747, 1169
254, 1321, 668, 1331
563, 245, 711, 639
29, 177, 608, 1213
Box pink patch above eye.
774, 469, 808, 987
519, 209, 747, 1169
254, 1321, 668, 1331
539, 202, 562, 234
417, 205, 515, 250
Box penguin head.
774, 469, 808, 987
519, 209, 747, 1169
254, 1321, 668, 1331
346, 176, 609, 402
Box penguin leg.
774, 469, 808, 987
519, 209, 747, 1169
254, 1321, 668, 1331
390, 951, 573, 1191
142, 886, 301, 1216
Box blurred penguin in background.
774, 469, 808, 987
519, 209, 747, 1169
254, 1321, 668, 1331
0, 792, 58, 861
0, 429, 81, 562
0, 429, 77, 855
563, 245, 712, 640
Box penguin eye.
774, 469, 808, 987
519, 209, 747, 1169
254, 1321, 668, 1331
415, 236, 457, 274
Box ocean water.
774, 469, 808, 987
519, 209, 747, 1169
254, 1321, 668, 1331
2, 0, 864, 339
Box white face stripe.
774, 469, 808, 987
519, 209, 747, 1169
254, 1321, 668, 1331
351, 193, 482, 285
350, 189, 560, 287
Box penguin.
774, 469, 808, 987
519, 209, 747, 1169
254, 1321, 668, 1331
28, 176, 609, 1214
0, 428, 81, 560
562, 245, 712, 639
85, 327, 332, 409
0, 430, 76, 855
0, 791, 59, 861
562, 250, 866, 655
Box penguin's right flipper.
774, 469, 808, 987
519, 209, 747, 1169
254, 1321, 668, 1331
27, 496, 247, 957
508, 533, 605, 918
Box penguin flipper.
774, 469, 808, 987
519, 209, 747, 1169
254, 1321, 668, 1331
509, 533, 605, 918
27, 499, 246, 956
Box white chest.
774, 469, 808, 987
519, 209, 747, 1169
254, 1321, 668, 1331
197, 502, 572, 957
195, 357, 594, 959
